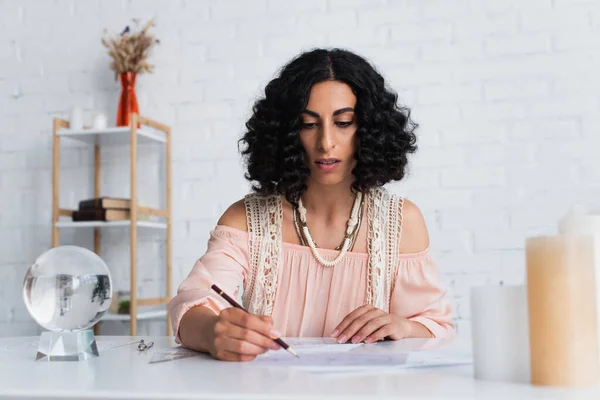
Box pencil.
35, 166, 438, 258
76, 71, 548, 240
210, 284, 299, 358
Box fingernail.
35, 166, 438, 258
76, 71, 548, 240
270, 329, 282, 339
337, 334, 347, 344
364, 337, 372, 344
351, 336, 360, 344
331, 329, 339, 338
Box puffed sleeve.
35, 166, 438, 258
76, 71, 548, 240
167, 225, 250, 343
390, 249, 455, 340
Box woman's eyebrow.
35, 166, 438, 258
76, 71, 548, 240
301, 109, 320, 118
333, 107, 355, 116
301, 107, 355, 118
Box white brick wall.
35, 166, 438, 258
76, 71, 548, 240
2, 0, 600, 338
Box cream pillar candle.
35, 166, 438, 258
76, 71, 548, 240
526, 235, 600, 387
470, 284, 530, 383
558, 208, 600, 364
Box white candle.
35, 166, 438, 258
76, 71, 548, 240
470, 284, 530, 383
93, 113, 108, 130
70, 106, 83, 130
558, 207, 600, 365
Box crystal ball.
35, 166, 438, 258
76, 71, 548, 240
22, 245, 113, 332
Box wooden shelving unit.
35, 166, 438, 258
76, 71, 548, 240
51, 113, 172, 336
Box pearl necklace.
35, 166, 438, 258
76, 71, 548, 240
293, 194, 364, 251
296, 191, 363, 267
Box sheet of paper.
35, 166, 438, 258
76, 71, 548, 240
252, 338, 472, 375
255, 351, 410, 366
283, 337, 343, 346
149, 348, 200, 364
282, 337, 362, 353
403, 347, 472, 369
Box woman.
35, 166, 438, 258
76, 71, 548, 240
168, 48, 454, 362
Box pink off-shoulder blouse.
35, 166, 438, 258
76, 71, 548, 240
168, 225, 454, 342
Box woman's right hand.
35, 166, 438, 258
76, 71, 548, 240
208, 307, 282, 361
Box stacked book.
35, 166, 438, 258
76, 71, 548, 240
72, 197, 131, 221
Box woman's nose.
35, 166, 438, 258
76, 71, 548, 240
318, 124, 335, 152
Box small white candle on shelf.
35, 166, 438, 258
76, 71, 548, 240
470, 283, 530, 383
93, 113, 108, 130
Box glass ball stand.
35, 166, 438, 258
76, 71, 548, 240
36, 329, 99, 361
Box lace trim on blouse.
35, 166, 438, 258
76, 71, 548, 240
242, 187, 403, 315
242, 193, 282, 315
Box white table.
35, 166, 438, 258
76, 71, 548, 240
0, 335, 599, 399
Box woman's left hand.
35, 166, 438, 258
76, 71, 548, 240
331, 305, 412, 344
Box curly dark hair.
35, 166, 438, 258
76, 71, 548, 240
238, 47, 418, 206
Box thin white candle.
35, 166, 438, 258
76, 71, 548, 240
470, 284, 530, 383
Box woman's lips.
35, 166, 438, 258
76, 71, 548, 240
315, 160, 341, 172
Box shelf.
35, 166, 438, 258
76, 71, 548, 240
57, 126, 166, 145
52, 115, 172, 337
55, 220, 167, 229
102, 309, 167, 321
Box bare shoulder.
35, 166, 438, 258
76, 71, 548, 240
217, 199, 248, 232
399, 198, 430, 254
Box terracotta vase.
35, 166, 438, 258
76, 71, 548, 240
116, 72, 139, 127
